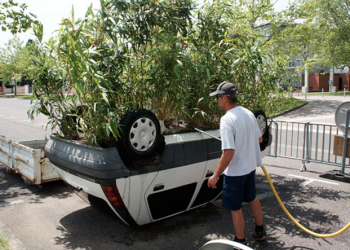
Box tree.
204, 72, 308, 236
304, 0, 350, 69
264, 0, 350, 75
0, 0, 37, 34
0, 36, 38, 85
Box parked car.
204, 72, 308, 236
45, 109, 271, 226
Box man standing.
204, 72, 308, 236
208, 81, 268, 244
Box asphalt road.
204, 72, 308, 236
0, 96, 350, 250
0, 97, 52, 141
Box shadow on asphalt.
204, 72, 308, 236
50, 173, 349, 250
0, 166, 72, 204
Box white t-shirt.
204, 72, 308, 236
220, 106, 263, 176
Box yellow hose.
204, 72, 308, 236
261, 165, 350, 238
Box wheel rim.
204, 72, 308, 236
256, 115, 267, 135
129, 117, 157, 152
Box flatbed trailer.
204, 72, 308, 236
0, 136, 60, 185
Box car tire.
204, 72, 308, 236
119, 109, 161, 159
253, 110, 269, 151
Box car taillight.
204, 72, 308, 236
101, 185, 125, 207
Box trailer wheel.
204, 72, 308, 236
119, 109, 161, 159
253, 110, 269, 151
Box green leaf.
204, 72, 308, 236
206, 68, 210, 81
109, 119, 121, 140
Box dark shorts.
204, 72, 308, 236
222, 170, 257, 211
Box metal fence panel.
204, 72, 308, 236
268, 121, 349, 170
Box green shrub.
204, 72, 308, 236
29, 0, 288, 147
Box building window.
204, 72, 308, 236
288, 62, 295, 67
289, 60, 301, 68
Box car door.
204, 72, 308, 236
190, 134, 223, 209
144, 135, 210, 221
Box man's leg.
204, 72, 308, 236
231, 209, 245, 239
249, 197, 263, 226
249, 197, 268, 240
222, 174, 247, 242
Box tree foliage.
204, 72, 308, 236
28, 0, 289, 147
264, 0, 350, 74
305, 0, 350, 69
0, 36, 37, 85
0, 0, 37, 34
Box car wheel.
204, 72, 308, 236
119, 109, 161, 159
253, 110, 269, 151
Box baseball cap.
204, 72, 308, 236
209, 81, 237, 97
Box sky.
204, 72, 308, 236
0, 0, 293, 48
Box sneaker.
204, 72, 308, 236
253, 228, 268, 241
233, 236, 247, 245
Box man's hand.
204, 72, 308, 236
208, 176, 218, 188
207, 149, 234, 189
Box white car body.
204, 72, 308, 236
46, 128, 271, 226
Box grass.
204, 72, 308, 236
269, 97, 305, 117
307, 92, 350, 96
293, 90, 350, 96
0, 233, 9, 250
0, 94, 33, 99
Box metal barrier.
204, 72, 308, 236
268, 120, 349, 171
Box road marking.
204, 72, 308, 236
0, 200, 25, 207
299, 179, 314, 187
257, 191, 275, 200
271, 122, 339, 135
18, 120, 31, 123
34, 123, 46, 126
10, 200, 25, 205
34, 123, 50, 127
288, 174, 339, 186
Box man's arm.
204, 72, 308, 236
259, 136, 263, 143
207, 149, 234, 188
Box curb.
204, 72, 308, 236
268, 101, 308, 119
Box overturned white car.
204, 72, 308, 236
45, 109, 271, 226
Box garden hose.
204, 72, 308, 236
261, 165, 350, 238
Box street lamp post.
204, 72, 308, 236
304, 66, 309, 101
329, 68, 334, 93
11, 78, 16, 96
303, 58, 317, 100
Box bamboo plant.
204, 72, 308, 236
28, 0, 289, 147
